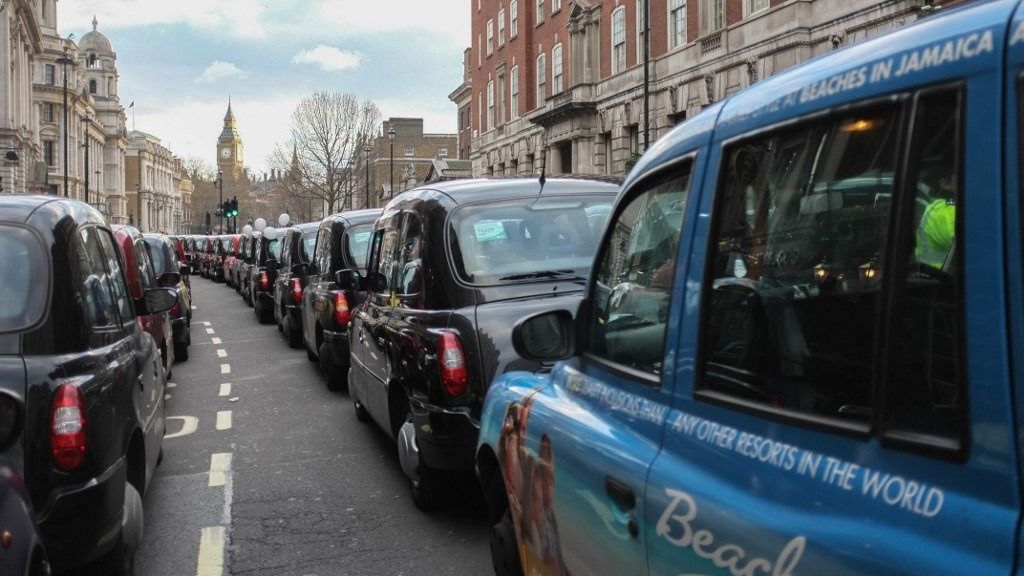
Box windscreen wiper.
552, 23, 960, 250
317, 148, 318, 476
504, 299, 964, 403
498, 269, 583, 281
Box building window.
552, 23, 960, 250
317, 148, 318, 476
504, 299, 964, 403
478, 34, 483, 66
511, 0, 519, 38
478, 91, 483, 132
42, 102, 54, 122
487, 80, 495, 130
89, 79, 97, 94
498, 9, 506, 47
439, 148, 449, 158
744, 0, 769, 16
487, 20, 494, 55
44, 141, 55, 167
536, 0, 544, 24
536, 53, 547, 105
701, 0, 725, 35
404, 147, 414, 157
670, 0, 687, 48
552, 44, 563, 95
510, 65, 520, 119
497, 73, 506, 126
629, 124, 640, 156
552, 0, 561, 13
612, 7, 626, 74
88, 54, 99, 69
44, 64, 55, 85
636, 0, 646, 66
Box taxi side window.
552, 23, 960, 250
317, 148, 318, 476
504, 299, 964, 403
398, 216, 424, 301
585, 165, 692, 380
884, 87, 965, 449
96, 229, 134, 324
315, 229, 332, 275
135, 240, 157, 291
76, 226, 118, 332
702, 105, 900, 421
367, 218, 402, 297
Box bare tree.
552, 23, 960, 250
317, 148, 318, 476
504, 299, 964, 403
183, 156, 215, 183
270, 92, 381, 216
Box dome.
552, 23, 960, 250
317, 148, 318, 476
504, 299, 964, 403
79, 17, 113, 55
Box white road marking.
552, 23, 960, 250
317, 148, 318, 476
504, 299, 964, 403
167, 382, 177, 389
208, 453, 232, 487
165, 394, 172, 400
211, 337, 222, 345
206, 328, 215, 335
220, 363, 231, 375
201, 321, 211, 326
192, 305, 198, 310
219, 383, 231, 397
217, 349, 227, 358
164, 416, 199, 439
196, 526, 225, 576
216, 411, 232, 431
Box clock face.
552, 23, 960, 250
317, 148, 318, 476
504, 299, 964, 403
221, 148, 232, 159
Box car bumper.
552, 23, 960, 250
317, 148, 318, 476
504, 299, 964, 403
256, 291, 274, 307
320, 328, 351, 370
285, 304, 302, 325
409, 399, 479, 473
38, 457, 126, 570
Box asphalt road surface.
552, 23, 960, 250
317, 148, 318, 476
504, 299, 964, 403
125, 276, 491, 576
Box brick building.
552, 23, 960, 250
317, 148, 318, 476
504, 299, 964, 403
362, 118, 458, 209
465, 0, 955, 177
449, 48, 474, 160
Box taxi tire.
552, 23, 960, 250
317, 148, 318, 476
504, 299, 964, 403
284, 317, 302, 348
174, 340, 189, 362
401, 411, 444, 511
94, 483, 142, 576
353, 397, 370, 423
490, 508, 523, 576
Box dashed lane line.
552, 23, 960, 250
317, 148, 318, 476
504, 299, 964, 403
164, 416, 199, 439
216, 349, 227, 358
219, 383, 231, 397
195, 526, 225, 576
220, 364, 231, 375
216, 411, 232, 431
208, 453, 232, 487
205, 328, 215, 335
211, 337, 222, 345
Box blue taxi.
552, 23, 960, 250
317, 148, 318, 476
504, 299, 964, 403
476, 1, 1024, 574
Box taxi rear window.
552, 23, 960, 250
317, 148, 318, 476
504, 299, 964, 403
0, 226, 48, 333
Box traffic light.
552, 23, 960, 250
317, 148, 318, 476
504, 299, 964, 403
230, 197, 239, 218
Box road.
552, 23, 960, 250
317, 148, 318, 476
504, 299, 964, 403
128, 276, 492, 576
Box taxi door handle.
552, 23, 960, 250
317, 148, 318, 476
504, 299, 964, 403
606, 476, 639, 539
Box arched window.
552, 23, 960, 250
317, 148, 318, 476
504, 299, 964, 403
88, 54, 98, 68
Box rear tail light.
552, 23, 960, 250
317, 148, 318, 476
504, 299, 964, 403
291, 278, 303, 302
50, 384, 87, 471
259, 272, 269, 290
334, 292, 351, 326
439, 332, 469, 397
170, 301, 181, 317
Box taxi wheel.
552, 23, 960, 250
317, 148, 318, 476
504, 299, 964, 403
490, 508, 523, 576
353, 397, 370, 423
94, 483, 142, 576
174, 340, 189, 362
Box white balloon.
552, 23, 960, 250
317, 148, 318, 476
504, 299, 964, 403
242, 224, 254, 235
263, 226, 278, 240
278, 213, 291, 227
254, 217, 267, 231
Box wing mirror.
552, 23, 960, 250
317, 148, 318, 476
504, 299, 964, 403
138, 287, 178, 315
292, 263, 310, 277
512, 308, 576, 364
335, 269, 364, 291
157, 271, 181, 288
367, 271, 388, 293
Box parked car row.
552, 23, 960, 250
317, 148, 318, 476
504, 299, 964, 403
0, 196, 193, 575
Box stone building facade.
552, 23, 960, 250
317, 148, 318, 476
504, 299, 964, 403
0, 0, 43, 194
465, 0, 953, 177
361, 118, 458, 209
125, 131, 180, 233
449, 48, 474, 161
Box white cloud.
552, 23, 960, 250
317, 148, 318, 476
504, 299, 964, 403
60, 0, 268, 38
316, 0, 469, 42
196, 61, 248, 83
292, 45, 363, 72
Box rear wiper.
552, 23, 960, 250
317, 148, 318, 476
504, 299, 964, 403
498, 269, 582, 281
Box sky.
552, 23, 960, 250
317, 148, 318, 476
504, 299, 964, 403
59, 0, 471, 175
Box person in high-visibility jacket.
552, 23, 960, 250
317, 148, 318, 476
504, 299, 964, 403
915, 197, 956, 269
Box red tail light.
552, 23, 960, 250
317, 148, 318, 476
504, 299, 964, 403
170, 301, 181, 317
259, 272, 269, 290
334, 292, 351, 326
291, 278, 303, 302
50, 384, 87, 471
439, 332, 468, 397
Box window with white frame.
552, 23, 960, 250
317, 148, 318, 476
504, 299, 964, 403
439, 148, 449, 158
511, 0, 519, 37
487, 80, 495, 129
42, 102, 54, 122
498, 9, 506, 46
636, 0, 646, 65
478, 33, 482, 66
552, 0, 561, 13
670, 0, 686, 48
744, 0, 769, 16
612, 7, 626, 74
536, 0, 545, 24
404, 147, 414, 157
510, 65, 520, 118
536, 53, 547, 104
478, 91, 483, 131
44, 64, 55, 85
700, 0, 724, 35
487, 20, 494, 55
552, 44, 563, 95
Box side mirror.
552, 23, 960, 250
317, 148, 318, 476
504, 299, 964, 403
292, 263, 309, 277
335, 269, 364, 291
143, 287, 178, 315
158, 271, 181, 288
179, 265, 190, 277
512, 309, 575, 363
0, 392, 22, 452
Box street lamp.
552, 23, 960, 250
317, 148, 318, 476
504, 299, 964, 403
217, 169, 224, 233
363, 144, 372, 209
83, 115, 92, 204
56, 46, 74, 197
388, 127, 396, 199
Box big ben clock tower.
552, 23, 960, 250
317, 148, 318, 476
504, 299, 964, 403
217, 97, 244, 181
